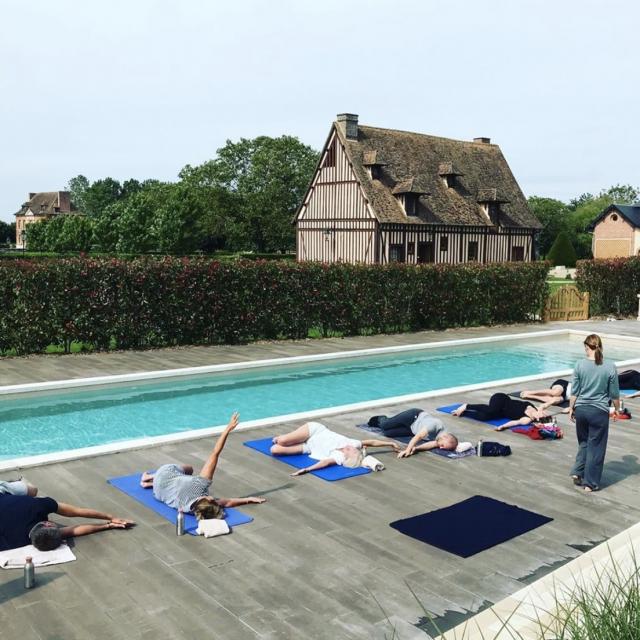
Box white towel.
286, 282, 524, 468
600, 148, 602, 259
362, 455, 385, 471
0, 543, 76, 569
195, 519, 230, 538
455, 441, 474, 454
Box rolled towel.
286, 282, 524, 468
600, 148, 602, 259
196, 518, 231, 538
455, 441, 474, 454
362, 455, 385, 472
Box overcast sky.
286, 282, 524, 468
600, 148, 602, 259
1, 0, 638, 222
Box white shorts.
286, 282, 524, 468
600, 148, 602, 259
0, 480, 29, 496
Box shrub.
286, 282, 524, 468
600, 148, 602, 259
0, 257, 550, 356
547, 231, 579, 267
576, 256, 640, 316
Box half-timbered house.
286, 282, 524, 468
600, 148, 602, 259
294, 114, 541, 264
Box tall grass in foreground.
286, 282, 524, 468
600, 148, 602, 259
379, 551, 640, 640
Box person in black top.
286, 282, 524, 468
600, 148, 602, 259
0, 494, 134, 551
520, 379, 570, 409
452, 392, 549, 431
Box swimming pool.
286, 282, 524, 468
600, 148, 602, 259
2, 330, 640, 467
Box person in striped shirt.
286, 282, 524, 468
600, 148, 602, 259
140, 412, 265, 519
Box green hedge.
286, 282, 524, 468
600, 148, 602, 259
576, 256, 640, 316
0, 257, 550, 356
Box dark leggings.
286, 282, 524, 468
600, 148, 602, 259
465, 393, 532, 421
618, 370, 640, 389
376, 408, 422, 438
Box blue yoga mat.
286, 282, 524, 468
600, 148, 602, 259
243, 437, 370, 481
437, 404, 513, 429
390, 495, 553, 557
107, 472, 253, 535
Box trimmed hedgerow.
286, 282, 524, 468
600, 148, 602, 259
576, 256, 640, 316
0, 257, 549, 356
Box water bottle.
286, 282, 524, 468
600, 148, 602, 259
476, 439, 483, 457
620, 398, 625, 412
24, 557, 35, 589
176, 509, 185, 536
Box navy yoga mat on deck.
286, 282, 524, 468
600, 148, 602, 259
437, 403, 511, 428
243, 437, 370, 481
390, 495, 553, 557
107, 472, 253, 535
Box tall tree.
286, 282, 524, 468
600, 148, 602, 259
67, 175, 90, 211
0, 220, 15, 245
528, 196, 570, 258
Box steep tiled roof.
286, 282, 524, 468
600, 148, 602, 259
14, 191, 74, 217
337, 123, 541, 228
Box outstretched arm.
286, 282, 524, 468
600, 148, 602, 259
56, 503, 134, 527
216, 496, 266, 507
59, 520, 132, 540
290, 458, 335, 477
398, 431, 435, 458
361, 438, 401, 452
200, 412, 239, 480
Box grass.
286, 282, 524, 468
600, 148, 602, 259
378, 550, 640, 640
547, 279, 574, 293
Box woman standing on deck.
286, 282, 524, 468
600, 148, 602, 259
569, 334, 620, 493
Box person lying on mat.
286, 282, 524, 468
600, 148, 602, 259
452, 392, 549, 431
140, 412, 266, 519
0, 493, 134, 552
520, 379, 570, 410
367, 409, 458, 457
270, 421, 401, 476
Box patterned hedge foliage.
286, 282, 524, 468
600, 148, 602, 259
576, 257, 640, 316
0, 258, 550, 355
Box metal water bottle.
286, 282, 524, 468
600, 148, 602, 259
477, 439, 483, 457
620, 398, 625, 412
24, 556, 35, 589
176, 509, 185, 536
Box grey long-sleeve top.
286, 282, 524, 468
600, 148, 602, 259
571, 358, 619, 414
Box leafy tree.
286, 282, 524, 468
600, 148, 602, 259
114, 188, 161, 253
181, 136, 318, 252
0, 220, 15, 245
24, 220, 48, 250
67, 175, 90, 211
528, 196, 570, 258
59, 215, 94, 252
546, 230, 578, 267
567, 184, 640, 259
83, 178, 123, 217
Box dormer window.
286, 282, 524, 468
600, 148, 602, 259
477, 188, 509, 227
487, 202, 500, 225
362, 150, 387, 181
438, 162, 463, 190
40, 204, 46, 212
403, 194, 417, 216
392, 177, 428, 218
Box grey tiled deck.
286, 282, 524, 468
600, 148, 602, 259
1, 320, 640, 639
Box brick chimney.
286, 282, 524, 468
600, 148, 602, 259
337, 113, 359, 140
473, 137, 491, 144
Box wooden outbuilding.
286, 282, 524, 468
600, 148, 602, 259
294, 114, 541, 264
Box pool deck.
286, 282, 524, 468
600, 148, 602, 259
2, 320, 640, 640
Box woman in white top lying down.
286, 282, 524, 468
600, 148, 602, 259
270, 422, 400, 476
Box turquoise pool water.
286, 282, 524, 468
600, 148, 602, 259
1, 335, 639, 458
